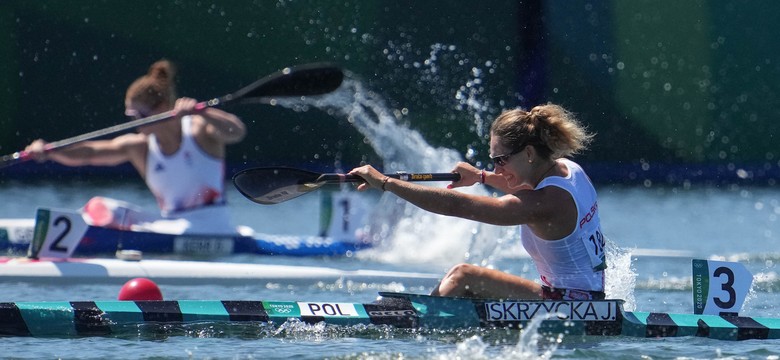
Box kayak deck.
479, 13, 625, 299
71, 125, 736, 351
1, 292, 777, 340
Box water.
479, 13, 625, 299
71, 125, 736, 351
2, 82, 780, 358
1, 183, 780, 359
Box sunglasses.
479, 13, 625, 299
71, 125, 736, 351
490, 148, 523, 167
126, 112, 146, 120
125, 107, 154, 120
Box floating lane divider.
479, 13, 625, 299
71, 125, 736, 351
1, 292, 779, 340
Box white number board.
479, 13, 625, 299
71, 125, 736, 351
32, 208, 89, 258
692, 259, 753, 315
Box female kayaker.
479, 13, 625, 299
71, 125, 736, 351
24, 59, 246, 234
349, 104, 606, 300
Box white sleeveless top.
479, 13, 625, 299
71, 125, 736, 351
520, 158, 606, 292
145, 116, 234, 234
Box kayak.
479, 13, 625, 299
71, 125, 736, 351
0, 218, 368, 257
0, 256, 441, 285
1, 292, 777, 340
0, 200, 371, 257
0, 189, 373, 258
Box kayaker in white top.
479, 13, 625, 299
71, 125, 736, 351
349, 104, 606, 300
145, 115, 226, 216
24, 59, 246, 235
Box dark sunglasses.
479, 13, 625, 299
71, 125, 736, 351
125, 108, 152, 120
490, 148, 523, 167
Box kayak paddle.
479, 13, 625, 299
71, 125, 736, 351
0, 62, 344, 168
232, 167, 460, 205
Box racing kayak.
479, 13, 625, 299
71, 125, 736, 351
1, 292, 778, 340
0, 256, 440, 285
0, 195, 371, 257
0, 217, 367, 257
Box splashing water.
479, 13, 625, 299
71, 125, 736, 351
276, 78, 510, 266
433, 314, 561, 360
278, 73, 640, 307
605, 239, 638, 310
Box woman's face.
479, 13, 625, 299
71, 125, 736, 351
124, 99, 165, 134
489, 135, 532, 189
124, 98, 153, 119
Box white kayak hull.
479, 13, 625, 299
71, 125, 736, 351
0, 257, 440, 286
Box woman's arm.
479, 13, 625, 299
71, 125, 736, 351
348, 164, 560, 227
447, 162, 517, 194
24, 133, 147, 169
199, 107, 246, 144
176, 97, 246, 144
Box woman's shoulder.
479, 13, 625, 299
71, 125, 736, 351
185, 115, 210, 135
558, 158, 579, 168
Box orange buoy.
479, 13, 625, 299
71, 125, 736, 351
118, 277, 163, 301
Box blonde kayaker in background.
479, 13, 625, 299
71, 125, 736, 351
24, 59, 247, 234
349, 104, 606, 300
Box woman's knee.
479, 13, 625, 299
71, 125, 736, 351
444, 263, 484, 286
446, 263, 477, 277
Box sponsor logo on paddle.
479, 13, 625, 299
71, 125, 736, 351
265, 191, 289, 201
298, 302, 359, 317
484, 301, 618, 322
410, 174, 433, 181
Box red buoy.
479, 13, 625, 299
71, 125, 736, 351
118, 277, 163, 301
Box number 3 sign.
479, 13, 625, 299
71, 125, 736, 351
692, 259, 753, 316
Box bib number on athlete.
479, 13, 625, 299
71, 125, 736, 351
692, 259, 753, 315
581, 227, 606, 271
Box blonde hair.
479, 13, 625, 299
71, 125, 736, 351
125, 59, 177, 110
489, 104, 593, 159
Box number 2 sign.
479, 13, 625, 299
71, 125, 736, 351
692, 259, 753, 315
29, 208, 89, 259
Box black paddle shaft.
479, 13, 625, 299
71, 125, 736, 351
232, 167, 461, 205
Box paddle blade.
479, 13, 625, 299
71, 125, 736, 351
231, 63, 344, 102
232, 167, 326, 205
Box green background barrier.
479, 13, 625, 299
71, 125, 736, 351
1, 1, 777, 183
